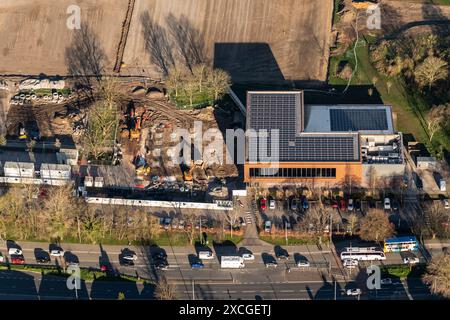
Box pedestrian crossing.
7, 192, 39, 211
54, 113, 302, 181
245, 214, 253, 225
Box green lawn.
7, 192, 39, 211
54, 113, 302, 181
380, 264, 427, 279
259, 235, 329, 246
329, 36, 449, 156
0, 264, 146, 283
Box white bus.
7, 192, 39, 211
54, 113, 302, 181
340, 247, 386, 261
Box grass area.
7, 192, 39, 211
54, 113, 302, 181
380, 264, 427, 279
260, 235, 330, 246
328, 36, 449, 155
19, 88, 72, 95
170, 91, 214, 110
0, 264, 146, 283
333, 0, 344, 25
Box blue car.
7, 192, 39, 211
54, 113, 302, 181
191, 262, 204, 269
302, 199, 309, 209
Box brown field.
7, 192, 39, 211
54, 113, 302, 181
0, 0, 128, 75
121, 0, 334, 84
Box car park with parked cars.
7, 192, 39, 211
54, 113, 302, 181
403, 256, 420, 264
191, 262, 204, 269
260, 198, 267, 211
242, 253, 255, 260
198, 251, 214, 260
297, 259, 310, 267
347, 199, 354, 211
8, 248, 23, 256
346, 288, 361, 296
0, 252, 4, 263
50, 249, 64, 257
10, 255, 25, 265
384, 198, 391, 211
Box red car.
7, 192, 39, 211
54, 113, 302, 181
100, 264, 109, 271
339, 199, 346, 211
10, 255, 25, 265
332, 200, 339, 209
260, 198, 267, 210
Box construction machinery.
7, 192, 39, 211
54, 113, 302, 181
134, 153, 151, 177
183, 160, 204, 183
351, 0, 378, 9
130, 114, 142, 141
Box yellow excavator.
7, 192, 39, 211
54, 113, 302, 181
351, 0, 378, 10
183, 160, 204, 182
134, 154, 151, 177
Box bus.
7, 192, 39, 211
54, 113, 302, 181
384, 236, 419, 253
340, 247, 386, 261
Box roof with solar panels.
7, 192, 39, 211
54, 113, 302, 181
246, 91, 394, 162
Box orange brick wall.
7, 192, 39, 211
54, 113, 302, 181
244, 161, 362, 184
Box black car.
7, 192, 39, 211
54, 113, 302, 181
392, 200, 400, 211
275, 251, 290, 260
120, 259, 134, 267
154, 260, 169, 270
355, 200, 361, 211
36, 256, 50, 264
152, 252, 167, 261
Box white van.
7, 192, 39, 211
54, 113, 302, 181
198, 251, 214, 260
384, 198, 391, 210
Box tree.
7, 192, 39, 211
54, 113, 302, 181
347, 213, 359, 236
83, 99, 119, 160
426, 104, 449, 141
207, 68, 231, 101
182, 73, 197, 107
155, 277, 177, 300
414, 56, 448, 90
224, 208, 239, 239
359, 209, 395, 242
423, 202, 449, 239
166, 68, 184, 97
302, 202, 331, 244
423, 252, 450, 299
192, 64, 208, 92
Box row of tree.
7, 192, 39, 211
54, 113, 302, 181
0, 185, 162, 244
166, 64, 231, 107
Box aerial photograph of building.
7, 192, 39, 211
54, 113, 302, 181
0, 0, 449, 310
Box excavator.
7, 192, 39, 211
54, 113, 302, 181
130, 114, 142, 141
351, 0, 378, 10
134, 153, 151, 177
183, 160, 204, 183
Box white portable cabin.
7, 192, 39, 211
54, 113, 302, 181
3, 162, 35, 178
40, 163, 71, 180
56, 148, 79, 166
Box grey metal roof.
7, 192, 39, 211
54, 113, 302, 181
247, 92, 360, 162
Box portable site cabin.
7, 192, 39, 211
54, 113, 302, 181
3, 162, 35, 178
40, 163, 71, 180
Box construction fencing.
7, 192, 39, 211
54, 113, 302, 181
85, 197, 233, 211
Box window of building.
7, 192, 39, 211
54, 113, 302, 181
249, 167, 337, 178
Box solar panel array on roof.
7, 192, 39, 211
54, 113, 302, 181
247, 92, 360, 162
330, 109, 388, 131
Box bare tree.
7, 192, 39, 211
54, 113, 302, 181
166, 68, 184, 97
359, 209, 395, 242
224, 208, 239, 239
414, 56, 448, 91
207, 68, 231, 101
192, 64, 208, 92
423, 201, 449, 239
426, 104, 449, 141
423, 252, 450, 299
155, 276, 177, 300
182, 73, 197, 107
302, 203, 331, 244
347, 213, 359, 236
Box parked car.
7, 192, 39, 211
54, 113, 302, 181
332, 200, 339, 209
302, 198, 309, 210
152, 252, 167, 261
348, 199, 354, 211
269, 199, 276, 210
384, 198, 391, 211
265, 261, 278, 268
50, 249, 64, 257
260, 198, 267, 211
297, 259, 310, 267
355, 199, 361, 211
275, 250, 289, 260
239, 217, 246, 226
120, 259, 134, 267
443, 199, 450, 210
381, 278, 392, 285
36, 256, 51, 264
0, 252, 4, 263
10, 255, 25, 265
198, 251, 214, 260
392, 199, 399, 211
242, 253, 255, 260
403, 256, 419, 264
291, 199, 298, 211
122, 252, 138, 261
264, 221, 272, 233
339, 199, 346, 211
8, 248, 23, 256
346, 288, 361, 296
191, 262, 204, 269
155, 260, 169, 270
100, 264, 109, 272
